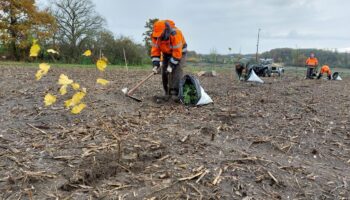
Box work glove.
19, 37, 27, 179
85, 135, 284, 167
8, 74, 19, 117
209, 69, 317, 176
167, 65, 173, 73
152, 60, 160, 74
152, 66, 160, 74
168, 57, 180, 73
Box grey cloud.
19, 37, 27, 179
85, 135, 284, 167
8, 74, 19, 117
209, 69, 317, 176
37, 0, 350, 53
264, 30, 350, 41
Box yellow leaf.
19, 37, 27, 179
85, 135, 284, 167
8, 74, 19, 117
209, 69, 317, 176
64, 99, 72, 108
83, 50, 92, 57
96, 59, 107, 71
67, 91, 86, 107
96, 78, 109, 86
71, 83, 80, 90
44, 93, 57, 106
47, 49, 59, 54
30, 43, 41, 57
35, 70, 44, 81
71, 103, 87, 114
39, 63, 50, 74
60, 85, 68, 95
58, 74, 73, 85
35, 63, 50, 81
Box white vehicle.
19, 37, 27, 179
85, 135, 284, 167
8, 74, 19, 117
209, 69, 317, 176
260, 58, 284, 76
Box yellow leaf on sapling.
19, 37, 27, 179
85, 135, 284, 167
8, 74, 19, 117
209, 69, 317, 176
96, 59, 107, 71
35, 63, 50, 81
35, 70, 44, 80
30, 43, 41, 57
64, 99, 72, 108
71, 83, 80, 90
96, 78, 109, 86
83, 50, 92, 57
39, 63, 50, 74
44, 93, 57, 106
58, 74, 73, 85
47, 49, 59, 54
71, 103, 87, 114
68, 91, 86, 107
59, 85, 68, 95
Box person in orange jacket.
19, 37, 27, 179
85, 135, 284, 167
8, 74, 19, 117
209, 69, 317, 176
317, 65, 332, 80
305, 52, 319, 79
151, 19, 187, 98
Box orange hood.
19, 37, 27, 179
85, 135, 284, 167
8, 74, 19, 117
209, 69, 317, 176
152, 20, 175, 38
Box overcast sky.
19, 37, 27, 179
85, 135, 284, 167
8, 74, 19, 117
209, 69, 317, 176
37, 0, 350, 54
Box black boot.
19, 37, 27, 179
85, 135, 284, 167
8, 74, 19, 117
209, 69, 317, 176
154, 93, 171, 104
169, 89, 180, 103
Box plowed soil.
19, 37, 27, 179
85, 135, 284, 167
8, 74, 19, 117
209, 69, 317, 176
0, 65, 349, 199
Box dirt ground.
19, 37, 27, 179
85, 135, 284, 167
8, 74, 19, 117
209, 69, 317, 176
0, 65, 349, 200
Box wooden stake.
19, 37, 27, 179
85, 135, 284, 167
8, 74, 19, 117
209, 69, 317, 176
123, 48, 128, 71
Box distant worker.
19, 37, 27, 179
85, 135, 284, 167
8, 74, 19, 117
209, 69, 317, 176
317, 65, 332, 80
234, 58, 250, 80
151, 19, 187, 99
305, 52, 319, 79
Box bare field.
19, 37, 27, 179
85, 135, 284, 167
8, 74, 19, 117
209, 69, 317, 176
0, 65, 350, 199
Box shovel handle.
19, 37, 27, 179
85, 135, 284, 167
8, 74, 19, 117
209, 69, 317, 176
127, 72, 155, 96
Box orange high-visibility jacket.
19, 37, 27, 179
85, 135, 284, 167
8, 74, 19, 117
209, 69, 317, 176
305, 57, 319, 67
320, 65, 331, 75
151, 20, 187, 63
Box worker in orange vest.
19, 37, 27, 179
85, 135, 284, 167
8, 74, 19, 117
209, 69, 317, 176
317, 65, 332, 80
151, 19, 187, 99
305, 52, 319, 79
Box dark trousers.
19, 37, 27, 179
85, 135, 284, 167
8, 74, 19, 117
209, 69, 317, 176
235, 64, 244, 80
161, 55, 186, 95
317, 73, 331, 80
306, 67, 315, 79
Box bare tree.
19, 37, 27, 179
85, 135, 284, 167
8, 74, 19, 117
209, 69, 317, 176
51, 0, 105, 62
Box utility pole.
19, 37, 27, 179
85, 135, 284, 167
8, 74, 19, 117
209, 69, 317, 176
295, 44, 299, 78
256, 28, 261, 62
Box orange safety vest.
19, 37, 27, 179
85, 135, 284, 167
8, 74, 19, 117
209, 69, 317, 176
151, 20, 187, 62
305, 57, 319, 67
320, 65, 331, 75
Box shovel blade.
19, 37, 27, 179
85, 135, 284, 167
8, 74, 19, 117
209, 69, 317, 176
122, 87, 142, 102
127, 95, 142, 102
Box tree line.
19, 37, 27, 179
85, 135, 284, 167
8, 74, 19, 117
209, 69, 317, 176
261, 48, 350, 68
0, 0, 149, 65
186, 48, 350, 68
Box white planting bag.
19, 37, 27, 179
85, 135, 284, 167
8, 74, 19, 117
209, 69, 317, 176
247, 70, 264, 83
196, 86, 213, 106
179, 75, 213, 106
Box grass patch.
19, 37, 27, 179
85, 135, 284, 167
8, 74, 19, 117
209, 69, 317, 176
1, 61, 349, 77
0, 61, 151, 70
0, 61, 233, 72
